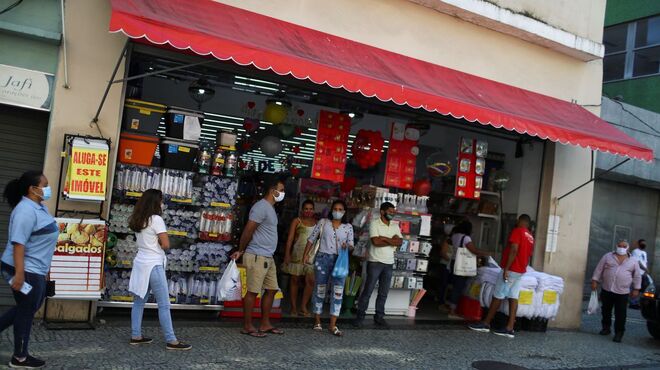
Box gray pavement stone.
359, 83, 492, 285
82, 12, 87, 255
0, 309, 658, 369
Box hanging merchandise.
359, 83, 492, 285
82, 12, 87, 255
263, 98, 291, 124
223, 151, 238, 177
260, 135, 283, 157
455, 138, 488, 199
196, 144, 213, 174
199, 176, 238, 207
425, 151, 452, 178
63, 137, 110, 201
384, 122, 419, 190
311, 110, 351, 183
412, 178, 431, 196
211, 147, 226, 176
352, 129, 384, 169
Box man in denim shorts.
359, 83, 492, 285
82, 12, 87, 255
469, 214, 534, 338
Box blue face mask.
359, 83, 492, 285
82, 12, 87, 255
40, 186, 52, 201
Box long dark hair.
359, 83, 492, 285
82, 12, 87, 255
3, 171, 43, 208
129, 189, 163, 232
327, 200, 348, 224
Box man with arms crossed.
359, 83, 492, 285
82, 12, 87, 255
469, 214, 534, 338
231, 178, 285, 337
353, 202, 403, 329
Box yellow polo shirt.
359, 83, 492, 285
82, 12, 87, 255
368, 218, 402, 264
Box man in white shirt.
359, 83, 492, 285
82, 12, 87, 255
353, 202, 402, 328
630, 239, 649, 310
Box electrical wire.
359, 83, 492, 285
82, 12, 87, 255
0, 0, 23, 15
602, 94, 660, 135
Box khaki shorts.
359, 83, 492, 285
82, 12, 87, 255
244, 252, 279, 294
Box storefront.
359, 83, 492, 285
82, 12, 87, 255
42, 0, 653, 328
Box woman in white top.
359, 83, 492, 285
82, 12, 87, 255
448, 221, 489, 317
127, 189, 191, 350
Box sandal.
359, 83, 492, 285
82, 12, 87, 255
300, 311, 312, 317
313, 323, 323, 331
331, 326, 343, 337
241, 330, 267, 338
259, 327, 285, 335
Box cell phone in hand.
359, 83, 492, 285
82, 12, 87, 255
8, 278, 32, 295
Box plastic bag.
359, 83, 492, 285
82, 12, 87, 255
218, 260, 242, 301
587, 291, 599, 315
332, 248, 349, 279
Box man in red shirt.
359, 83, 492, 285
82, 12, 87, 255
469, 214, 534, 338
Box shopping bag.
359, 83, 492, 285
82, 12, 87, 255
587, 291, 600, 315
453, 236, 477, 277
218, 260, 242, 301
332, 248, 350, 279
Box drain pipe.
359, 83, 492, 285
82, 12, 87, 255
60, 0, 69, 88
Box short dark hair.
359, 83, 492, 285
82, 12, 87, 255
380, 202, 395, 212
262, 177, 284, 195
518, 214, 531, 223
301, 199, 314, 209
639, 239, 647, 248
454, 220, 472, 236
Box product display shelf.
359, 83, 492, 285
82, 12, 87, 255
97, 301, 223, 311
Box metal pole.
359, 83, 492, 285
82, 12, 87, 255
91, 40, 129, 124
556, 158, 631, 201
112, 59, 217, 84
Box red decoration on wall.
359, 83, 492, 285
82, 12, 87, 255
454, 137, 488, 200
383, 122, 419, 190
340, 177, 357, 193
352, 129, 384, 169
311, 110, 351, 183
413, 178, 432, 196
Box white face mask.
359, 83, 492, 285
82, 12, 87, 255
332, 211, 345, 220
615, 247, 628, 255
273, 190, 285, 202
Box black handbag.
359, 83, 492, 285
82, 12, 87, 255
46, 280, 56, 297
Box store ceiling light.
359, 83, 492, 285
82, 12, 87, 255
188, 78, 215, 109
341, 110, 364, 122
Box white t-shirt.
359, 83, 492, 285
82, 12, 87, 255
632, 248, 648, 270
451, 233, 472, 261
129, 215, 168, 298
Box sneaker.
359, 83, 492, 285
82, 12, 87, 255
166, 341, 192, 351
9, 355, 45, 369
468, 322, 491, 333
492, 328, 515, 338
130, 337, 153, 345
374, 317, 390, 329
598, 329, 611, 336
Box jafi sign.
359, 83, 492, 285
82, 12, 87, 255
0, 64, 54, 111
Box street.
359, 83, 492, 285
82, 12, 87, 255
1, 309, 659, 369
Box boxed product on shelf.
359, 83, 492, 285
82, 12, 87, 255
409, 240, 420, 253
122, 99, 167, 135
118, 133, 158, 166
419, 241, 433, 256
165, 107, 203, 141
159, 138, 199, 171
198, 210, 233, 242
415, 259, 429, 272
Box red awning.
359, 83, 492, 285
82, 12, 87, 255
109, 0, 653, 161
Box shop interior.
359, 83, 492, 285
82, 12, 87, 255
102, 43, 545, 319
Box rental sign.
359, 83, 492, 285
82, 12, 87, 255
64, 137, 110, 201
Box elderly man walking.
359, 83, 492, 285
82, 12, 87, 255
591, 240, 642, 343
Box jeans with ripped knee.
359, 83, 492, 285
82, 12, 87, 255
312, 252, 347, 317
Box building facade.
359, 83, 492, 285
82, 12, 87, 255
3, 0, 650, 329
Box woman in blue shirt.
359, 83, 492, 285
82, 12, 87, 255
0, 171, 58, 369
303, 200, 354, 337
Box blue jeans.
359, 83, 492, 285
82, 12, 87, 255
356, 262, 393, 320
313, 252, 347, 317
0, 262, 46, 358
131, 265, 177, 342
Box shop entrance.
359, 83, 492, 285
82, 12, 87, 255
0, 105, 50, 305
100, 44, 545, 319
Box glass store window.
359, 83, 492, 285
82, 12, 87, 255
603, 16, 660, 82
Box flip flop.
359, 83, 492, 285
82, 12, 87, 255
313, 323, 323, 331
241, 330, 267, 338
330, 326, 343, 337
259, 327, 285, 335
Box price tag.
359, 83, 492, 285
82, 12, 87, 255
199, 266, 220, 272
169, 297, 176, 303
168, 230, 188, 237
468, 283, 481, 299
178, 146, 191, 153
208, 233, 219, 238
518, 290, 533, 305
110, 295, 133, 302
126, 191, 142, 197
120, 260, 132, 266
200, 299, 210, 304
171, 198, 193, 204
210, 202, 231, 208
542, 290, 558, 304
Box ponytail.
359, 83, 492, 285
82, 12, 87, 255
3, 171, 44, 208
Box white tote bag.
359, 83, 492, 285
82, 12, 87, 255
453, 235, 477, 277
218, 260, 242, 302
